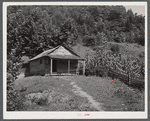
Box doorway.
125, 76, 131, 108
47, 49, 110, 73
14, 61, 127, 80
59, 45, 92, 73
52, 59, 57, 72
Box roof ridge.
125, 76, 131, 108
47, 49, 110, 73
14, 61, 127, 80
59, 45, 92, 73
47, 45, 61, 55
29, 45, 84, 62
61, 45, 81, 57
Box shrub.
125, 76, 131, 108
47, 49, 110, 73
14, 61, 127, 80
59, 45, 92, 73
96, 69, 108, 77
139, 52, 144, 59
31, 96, 49, 106
113, 82, 144, 111
114, 36, 121, 42
7, 90, 26, 111
83, 35, 95, 47
7, 52, 26, 111
37, 97, 49, 105
20, 86, 27, 92
85, 69, 96, 76
110, 44, 120, 53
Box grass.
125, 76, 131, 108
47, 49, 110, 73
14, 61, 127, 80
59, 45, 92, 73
15, 75, 144, 111
15, 76, 96, 111
57, 76, 144, 111
106, 42, 144, 58
24, 89, 96, 111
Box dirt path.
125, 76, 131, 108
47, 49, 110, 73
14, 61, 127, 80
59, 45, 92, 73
70, 82, 103, 111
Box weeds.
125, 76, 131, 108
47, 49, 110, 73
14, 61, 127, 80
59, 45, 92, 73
112, 81, 144, 111
20, 86, 27, 92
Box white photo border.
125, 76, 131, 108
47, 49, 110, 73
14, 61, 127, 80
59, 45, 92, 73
3, 2, 148, 119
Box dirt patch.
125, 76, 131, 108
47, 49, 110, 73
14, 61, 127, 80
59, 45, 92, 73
70, 82, 103, 111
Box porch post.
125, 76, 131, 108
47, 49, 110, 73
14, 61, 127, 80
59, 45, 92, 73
50, 58, 53, 75
83, 60, 85, 75
68, 60, 70, 74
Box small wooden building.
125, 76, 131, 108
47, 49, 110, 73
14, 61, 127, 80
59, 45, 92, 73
27, 45, 85, 76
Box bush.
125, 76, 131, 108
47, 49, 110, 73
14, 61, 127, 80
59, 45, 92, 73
85, 69, 96, 76
7, 90, 26, 111
110, 44, 120, 53
113, 87, 144, 111
31, 96, 49, 106
20, 86, 27, 92
139, 52, 144, 59
83, 35, 95, 47
7, 52, 26, 111
114, 36, 122, 43
37, 97, 49, 105
96, 69, 108, 77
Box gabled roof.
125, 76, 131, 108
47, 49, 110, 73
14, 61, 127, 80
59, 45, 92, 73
29, 45, 85, 61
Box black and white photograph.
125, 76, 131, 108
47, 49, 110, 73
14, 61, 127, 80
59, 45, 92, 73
3, 2, 147, 119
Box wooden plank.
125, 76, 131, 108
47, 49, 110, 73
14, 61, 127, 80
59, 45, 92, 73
108, 69, 144, 87
50, 59, 52, 75
68, 60, 70, 73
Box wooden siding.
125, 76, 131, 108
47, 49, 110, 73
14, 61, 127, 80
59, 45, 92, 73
29, 57, 78, 76
30, 57, 48, 76
45, 57, 50, 74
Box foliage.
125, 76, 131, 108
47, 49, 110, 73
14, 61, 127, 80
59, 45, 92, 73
7, 50, 26, 111
112, 81, 144, 111
31, 96, 49, 106
85, 46, 144, 81
7, 6, 145, 55
83, 35, 95, 46
108, 10, 121, 20
7, 6, 79, 110
110, 44, 120, 53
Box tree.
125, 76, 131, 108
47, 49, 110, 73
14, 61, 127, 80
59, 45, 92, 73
87, 6, 100, 22
108, 10, 121, 20
7, 6, 78, 110
125, 17, 132, 32
110, 45, 120, 53
127, 9, 134, 24
138, 28, 145, 46
97, 20, 104, 33
83, 35, 95, 47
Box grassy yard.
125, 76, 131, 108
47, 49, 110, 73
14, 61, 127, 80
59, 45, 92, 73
15, 75, 144, 111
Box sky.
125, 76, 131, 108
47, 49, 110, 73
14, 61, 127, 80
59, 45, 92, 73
124, 6, 145, 16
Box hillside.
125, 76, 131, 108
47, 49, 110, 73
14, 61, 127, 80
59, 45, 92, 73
104, 42, 144, 57
72, 42, 144, 60
15, 76, 144, 111
7, 5, 145, 112
21, 42, 144, 67
7, 5, 145, 58
72, 44, 95, 58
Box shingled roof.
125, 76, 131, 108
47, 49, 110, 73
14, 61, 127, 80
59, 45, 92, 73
29, 45, 85, 61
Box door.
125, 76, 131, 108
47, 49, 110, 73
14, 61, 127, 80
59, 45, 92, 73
52, 59, 57, 72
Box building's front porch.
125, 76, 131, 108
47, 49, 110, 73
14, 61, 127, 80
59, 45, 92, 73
47, 58, 85, 76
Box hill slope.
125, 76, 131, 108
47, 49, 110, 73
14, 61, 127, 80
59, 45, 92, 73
72, 44, 95, 58
106, 42, 144, 57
